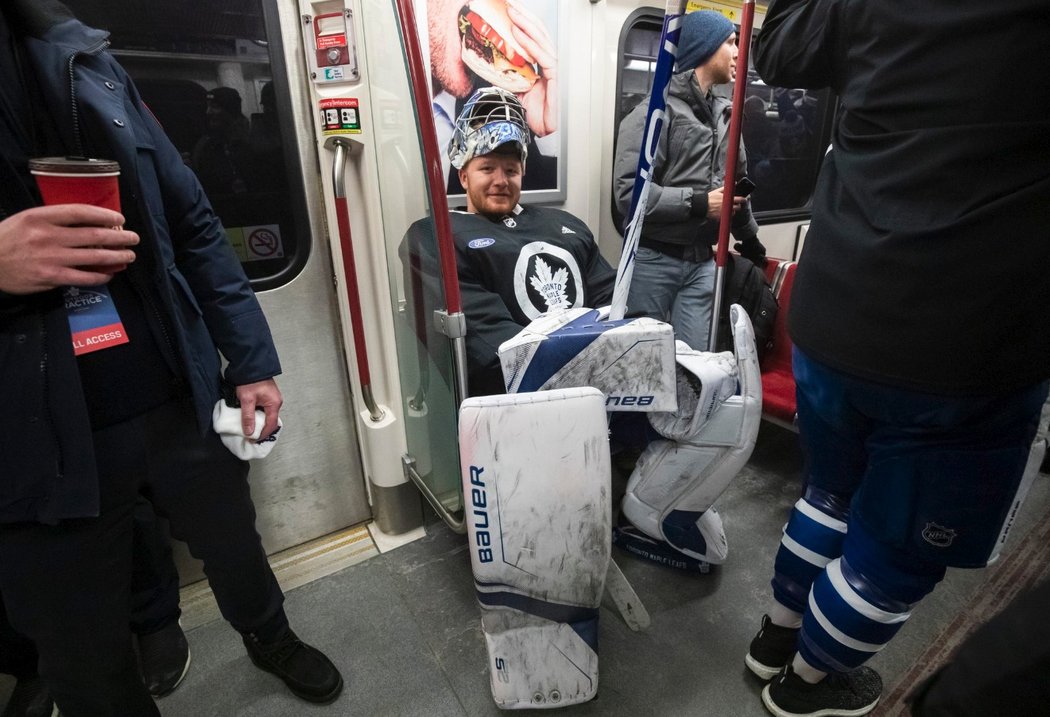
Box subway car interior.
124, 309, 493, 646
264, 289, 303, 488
2, 0, 1048, 715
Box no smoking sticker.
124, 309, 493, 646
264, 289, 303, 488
225, 224, 285, 262
248, 227, 281, 258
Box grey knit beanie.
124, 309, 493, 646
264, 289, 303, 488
676, 10, 735, 71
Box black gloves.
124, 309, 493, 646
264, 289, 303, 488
735, 236, 768, 268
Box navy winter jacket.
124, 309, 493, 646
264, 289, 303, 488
0, 0, 281, 524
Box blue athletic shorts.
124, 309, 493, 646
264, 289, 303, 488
793, 348, 1048, 568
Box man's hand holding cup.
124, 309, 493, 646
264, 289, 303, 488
0, 157, 140, 294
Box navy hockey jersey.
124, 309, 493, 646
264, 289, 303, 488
401, 205, 615, 395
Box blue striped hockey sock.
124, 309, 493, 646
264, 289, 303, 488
797, 556, 912, 673
770, 486, 849, 614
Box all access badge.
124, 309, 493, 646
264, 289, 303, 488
64, 285, 129, 355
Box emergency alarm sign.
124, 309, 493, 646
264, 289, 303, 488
320, 98, 362, 135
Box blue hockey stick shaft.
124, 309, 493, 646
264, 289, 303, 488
609, 0, 691, 321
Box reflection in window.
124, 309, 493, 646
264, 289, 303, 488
614, 13, 834, 218
65, 0, 305, 287
740, 85, 829, 213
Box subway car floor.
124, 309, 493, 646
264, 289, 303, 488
3, 423, 1049, 716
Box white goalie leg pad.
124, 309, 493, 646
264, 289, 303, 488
622, 441, 731, 562
621, 305, 763, 564
459, 387, 612, 709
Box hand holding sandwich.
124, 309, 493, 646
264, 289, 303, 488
458, 0, 557, 137
506, 0, 557, 137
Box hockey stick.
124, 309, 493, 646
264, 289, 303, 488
708, 0, 756, 351
605, 559, 651, 631
609, 0, 691, 321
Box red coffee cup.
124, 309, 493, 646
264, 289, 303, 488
28, 157, 126, 273
29, 156, 121, 210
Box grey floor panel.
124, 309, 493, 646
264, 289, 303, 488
4, 423, 1049, 716
157, 559, 467, 716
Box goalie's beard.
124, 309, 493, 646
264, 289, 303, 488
477, 209, 509, 222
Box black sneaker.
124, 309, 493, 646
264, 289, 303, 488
136, 620, 191, 697
746, 614, 800, 680
761, 664, 882, 717
1, 676, 57, 717
243, 627, 344, 704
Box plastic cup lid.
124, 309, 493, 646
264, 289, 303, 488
28, 156, 120, 175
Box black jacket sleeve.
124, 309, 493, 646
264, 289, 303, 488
456, 253, 528, 395
753, 0, 846, 90
398, 218, 523, 397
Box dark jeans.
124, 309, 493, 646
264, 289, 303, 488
0, 398, 286, 717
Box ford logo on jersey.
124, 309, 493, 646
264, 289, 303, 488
468, 238, 495, 249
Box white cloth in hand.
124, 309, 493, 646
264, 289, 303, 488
212, 400, 283, 460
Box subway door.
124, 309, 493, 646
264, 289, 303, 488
240, 0, 376, 551
293, 0, 425, 536
62, 0, 375, 578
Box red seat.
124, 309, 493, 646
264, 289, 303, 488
760, 261, 798, 429
763, 256, 781, 285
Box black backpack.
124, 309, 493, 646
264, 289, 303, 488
715, 254, 778, 361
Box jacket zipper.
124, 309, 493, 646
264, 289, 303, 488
38, 312, 65, 479
68, 39, 186, 390
42, 38, 112, 481
74, 42, 187, 390
67, 38, 111, 156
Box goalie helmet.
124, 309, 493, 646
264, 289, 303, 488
447, 86, 531, 170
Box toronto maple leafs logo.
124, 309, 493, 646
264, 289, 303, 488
513, 242, 585, 320
529, 258, 570, 312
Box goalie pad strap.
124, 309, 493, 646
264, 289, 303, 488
613, 525, 712, 574
476, 589, 600, 648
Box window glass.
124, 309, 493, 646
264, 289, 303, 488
66, 0, 308, 287
613, 12, 834, 220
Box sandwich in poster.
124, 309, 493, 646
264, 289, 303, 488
458, 0, 538, 93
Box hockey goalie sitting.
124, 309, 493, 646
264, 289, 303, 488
400, 87, 761, 572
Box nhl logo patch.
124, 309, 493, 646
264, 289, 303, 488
502, 216, 517, 228
921, 522, 957, 548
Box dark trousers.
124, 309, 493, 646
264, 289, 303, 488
0, 398, 286, 717
0, 595, 36, 680
129, 498, 181, 635
0, 498, 181, 682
